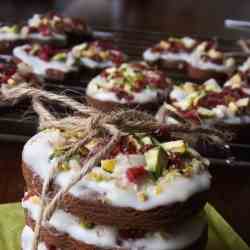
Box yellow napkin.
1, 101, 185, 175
0, 202, 248, 250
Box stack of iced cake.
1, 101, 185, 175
21, 127, 211, 250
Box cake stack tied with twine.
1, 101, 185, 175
1, 66, 226, 250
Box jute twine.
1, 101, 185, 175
1, 82, 226, 250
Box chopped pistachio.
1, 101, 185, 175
58, 161, 70, 171
155, 183, 163, 195
197, 107, 215, 117
52, 52, 67, 61
49, 147, 66, 160
236, 98, 249, 107
137, 191, 148, 202
101, 159, 117, 173
161, 140, 186, 154
228, 102, 238, 115
145, 147, 168, 178
141, 136, 153, 145
80, 219, 95, 229
0, 25, 18, 33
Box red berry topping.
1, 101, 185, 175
39, 25, 51, 36
169, 154, 183, 169
126, 165, 148, 183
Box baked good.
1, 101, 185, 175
86, 62, 172, 112
22, 196, 208, 250
21, 127, 210, 250
13, 43, 77, 82
156, 76, 250, 143
143, 37, 198, 70
70, 41, 127, 70
186, 42, 235, 81
22, 12, 91, 46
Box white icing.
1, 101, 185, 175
189, 55, 233, 72
28, 33, 66, 42
86, 75, 167, 104
0, 32, 23, 41
23, 196, 207, 250
143, 49, 190, 63
22, 130, 211, 210
21, 226, 47, 250
13, 45, 76, 76
239, 57, 250, 73
79, 57, 114, 69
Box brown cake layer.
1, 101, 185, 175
22, 162, 209, 231
25, 215, 208, 250
187, 64, 229, 82
86, 93, 168, 113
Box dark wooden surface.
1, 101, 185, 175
0, 0, 250, 246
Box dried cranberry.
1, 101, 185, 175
132, 79, 146, 92
223, 87, 247, 100
144, 70, 166, 88
39, 25, 51, 36
169, 154, 183, 169
181, 109, 200, 121
152, 45, 164, 53
126, 165, 148, 183
110, 50, 124, 65
37, 45, 57, 61
153, 125, 169, 139
197, 92, 224, 108
28, 26, 38, 33
168, 41, 186, 53
38, 51, 50, 61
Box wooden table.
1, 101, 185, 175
0, 0, 250, 246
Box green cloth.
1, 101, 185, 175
0, 202, 248, 250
